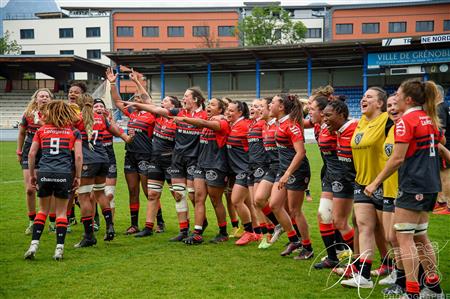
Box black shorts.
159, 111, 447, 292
275, 167, 310, 191
231, 171, 249, 187
105, 145, 117, 178
194, 166, 228, 188
262, 163, 279, 183
148, 155, 172, 182
247, 164, 270, 186
322, 175, 333, 193
81, 163, 109, 178
383, 197, 395, 213
124, 151, 151, 175
21, 142, 41, 170
354, 182, 384, 210
169, 154, 198, 181
37, 172, 72, 199
395, 191, 437, 212
331, 178, 354, 199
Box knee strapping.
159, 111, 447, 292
318, 197, 333, 224
172, 184, 188, 212
105, 186, 115, 208
148, 182, 163, 193
394, 222, 417, 234
78, 184, 94, 194
414, 223, 428, 236
187, 187, 195, 193
93, 183, 106, 192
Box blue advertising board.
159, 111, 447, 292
368, 48, 450, 69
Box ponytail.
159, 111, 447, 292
400, 78, 441, 129
277, 93, 304, 125
76, 93, 95, 142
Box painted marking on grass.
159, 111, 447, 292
1, 180, 23, 184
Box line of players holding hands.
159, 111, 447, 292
17, 67, 449, 298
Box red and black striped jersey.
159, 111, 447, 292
336, 119, 358, 180
226, 117, 250, 173
318, 123, 340, 176
395, 107, 442, 193
33, 124, 81, 173
313, 123, 321, 142
199, 119, 230, 172
169, 107, 208, 157
20, 112, 42, 143
248, 118, 269, 166
275, 115, 306, 171
263, 118, 278, 163
76, 113, 110, 164
102, 124, 124, 147
152, 116, 176, 156
123, 110, 155, 153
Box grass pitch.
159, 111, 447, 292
0, 141, 448, 298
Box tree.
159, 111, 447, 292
0, 31, 21, 54
237, 6, 307, 46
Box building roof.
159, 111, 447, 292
105, 38, 450, 75
0, 55, 109, 80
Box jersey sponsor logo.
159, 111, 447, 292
168, 168, 180, 174
338, 156, 352, 162
287, 175, 296, 184
354, 188, 362, 195
109, 164, 117, 173
289, 126, 301, 135
354, 133, 364, 145
419, 116, 432, 126
138, 161, 150, 171
384, 143, 393, 157
396, 119, 406, 136
187, 166, 196, 176
194, 168, 203, 175
332, 181, 344, 193
40, 176, 67, 183
236, 172, 247, 180
415, 193, 424, 201
254, 167, 265, 178
205, 170, 218, 181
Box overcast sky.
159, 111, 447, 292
1, 0, 429, 8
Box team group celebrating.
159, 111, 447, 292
16, 66, 450, 298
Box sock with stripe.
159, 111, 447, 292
425, 273, 442, 294
129, 202, 139, 226
194, 225, 203, 235
243, 222, 253, 233
260, 223, 268, 234
334, 230, 346, 251
28, 211, 36, 221
291, 219, 301, 238
145, 221, 154, 231
395, 265, 406, 289
81, 216, 94, 239
359, 257, 372, 279
32, 212, 47, 241
342, 228, 355, 251
287, 230, 299, 243
406, 281, 420, 299
218, 222, 228, 235
262, 204, 279, 225
319, 223, 338, 261
231, 218, 239, 228
302, 239, 312, 251
156, 206, 164, 225
179, 221, 189, 234
49, 213, 56, 224
102, 208, 113, 226
56, 217, 68, 245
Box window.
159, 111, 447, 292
306, 28, 322, 38
389, 22, 406, 33
142, 26, 159, 37
117, 48, 133, 52
20, 29, 34, 39
59, 28, 73, 38
416, 21, 434, 32
193, 26, 209, 37
60, 50, 74, 55
168, 26, 184, 37
218, 26, 235, 37
444, 20, 450, 31
362, 23, 379, 34
87, 49, 101, 59
336, 24, 353, 34
21, 51, 35, 55
117, 26, 134, 37
86, 27, 101, 37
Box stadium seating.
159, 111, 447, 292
0, 91, 33, 128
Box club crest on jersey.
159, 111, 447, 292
396, 119, 406, 137
138, 161, 150, 171
236, 173, 246, 180
384, 144, 393, 157
415, 194, 424, 201
354, 133, 364, 145
83, 165, 88, 170
187, 166, 196, 176
254, 168, 265, 178
205, 170, 218, 181
109, 164, 116, 173
287, 175, 296, 184
332, 181, 344, 193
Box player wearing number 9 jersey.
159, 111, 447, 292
365, 79, 445, 298
24, 100, 82, 261
74, 94, 131, 248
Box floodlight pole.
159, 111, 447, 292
115, 65, 121, 93
363, 53, 368, 92
160, 63, 165, 100
207, 63, 212, 100
307, 57, 312, 96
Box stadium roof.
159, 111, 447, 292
104, 38, 450, 75
0, 55, 109, 81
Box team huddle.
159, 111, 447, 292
17, 67, 449, 298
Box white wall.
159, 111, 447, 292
3, 16, 111, 80
296, 18, 324, 43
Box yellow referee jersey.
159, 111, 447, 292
351, 112, 390, 186
382, 125, 398, 198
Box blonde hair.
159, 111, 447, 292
24, 88, 54, 118
312, 85, 334, 100
76, 93, 95, 142
42, 100, 79, 128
